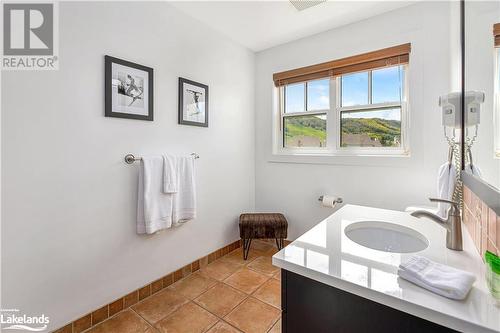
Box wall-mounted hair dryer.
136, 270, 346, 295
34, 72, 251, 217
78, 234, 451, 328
439, 92, 461, 128
439, 91, 485, 128
464, 91, 484, 127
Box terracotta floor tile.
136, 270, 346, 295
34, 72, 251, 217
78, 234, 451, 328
262, 247, 279, 257
168, 272, 217, 299
198, 260, 241, 281
86, 309, 150, 333
224, 268, 269, 294
247, 256, 279, 276
155, 302, 218, 333
268, 318, 281, 333
252, 278, 281, 309
206, 321, 242, 333
132, 289, 188, 324
194, 283, 247, 317
224, 297, 281, 333
220, 248, 264, 266
250, 240, 273, 252
273, 270, 281, 281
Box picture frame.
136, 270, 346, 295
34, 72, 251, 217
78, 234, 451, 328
105, 55, 153, 121
178, 77, 209, 127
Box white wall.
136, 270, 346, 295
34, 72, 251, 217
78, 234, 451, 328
254, 2, 457, 240
1, 2, 255, 330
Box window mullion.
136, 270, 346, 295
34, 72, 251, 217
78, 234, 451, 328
338, 102, 401, 113
283, 110, 329, 117
368, 71, 373, 104
332, 77, 340, 152
304, 83, 307, 112
280, 87, 284, 132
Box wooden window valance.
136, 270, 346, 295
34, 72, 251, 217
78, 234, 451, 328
494, 23, 500, 47
273, 43, 411, 87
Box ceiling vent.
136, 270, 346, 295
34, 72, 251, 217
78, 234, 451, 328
289, 0, 326, 12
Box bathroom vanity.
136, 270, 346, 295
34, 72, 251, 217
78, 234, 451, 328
273, 205, 500, 333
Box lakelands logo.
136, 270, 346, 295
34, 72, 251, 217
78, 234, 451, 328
0, 309, 49, 331
2, 2, 59, 70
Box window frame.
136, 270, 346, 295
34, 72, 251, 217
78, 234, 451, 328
275, 64, 410, 156
335, 65, 409, 155
279, 79, 331, 153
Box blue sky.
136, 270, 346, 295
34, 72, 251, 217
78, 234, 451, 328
307, 79, 329, 110
285, 66, 403, 121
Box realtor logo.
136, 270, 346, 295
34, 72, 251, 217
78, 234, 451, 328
2, 2, 58, 70
0, 308, 50, 332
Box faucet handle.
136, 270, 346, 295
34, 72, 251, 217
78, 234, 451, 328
429, 198, 460, 214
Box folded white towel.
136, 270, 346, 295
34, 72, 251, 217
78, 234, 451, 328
436, 162, 456, 219
137, 156, 173, 234
162, 154, 178, 193
172, 156, 196, 226
398, 256, 475, 300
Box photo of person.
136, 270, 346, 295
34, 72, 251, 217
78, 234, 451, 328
105, 56, 153, 121
178, 77, 208, 127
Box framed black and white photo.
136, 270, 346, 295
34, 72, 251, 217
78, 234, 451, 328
178, 77, 208, 127
105, 55, 153, 121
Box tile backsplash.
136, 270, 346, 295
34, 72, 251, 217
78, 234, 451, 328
463, 186, 499, 257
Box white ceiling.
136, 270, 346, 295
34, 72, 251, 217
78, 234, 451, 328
170, 1, 417, 52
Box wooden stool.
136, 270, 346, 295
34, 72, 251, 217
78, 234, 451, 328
239, 213, 288, 260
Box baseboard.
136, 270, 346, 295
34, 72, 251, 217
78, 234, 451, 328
53, 239, 242, 333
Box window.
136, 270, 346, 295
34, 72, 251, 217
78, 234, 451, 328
275, 44, 410, 155
338, 65, 405, 149
282, 79, 329, 148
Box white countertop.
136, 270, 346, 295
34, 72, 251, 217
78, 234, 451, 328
272, 204, 500, 333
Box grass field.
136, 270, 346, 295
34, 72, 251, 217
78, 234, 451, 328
284, 115, 400, 147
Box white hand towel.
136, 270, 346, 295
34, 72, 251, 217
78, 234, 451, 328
137, 156, 173, 234
436, 162, 456, 219
172, 156, 196, 226
162, 154, 178, 193
465, 164, 482, 178
398, 256, 475, 300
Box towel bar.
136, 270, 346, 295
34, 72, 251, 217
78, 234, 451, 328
124, 153, 200, 164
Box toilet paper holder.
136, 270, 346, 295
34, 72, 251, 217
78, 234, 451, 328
318, 196, 343, 203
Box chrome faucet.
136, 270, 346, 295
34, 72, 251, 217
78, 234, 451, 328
410, 198, 463, 251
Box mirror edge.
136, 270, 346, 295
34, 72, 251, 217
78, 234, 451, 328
460, 0, 500, 211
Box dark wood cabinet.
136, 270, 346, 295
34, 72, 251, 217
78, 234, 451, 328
281, 269, 457, 333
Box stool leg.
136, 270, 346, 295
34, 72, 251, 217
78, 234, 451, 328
243, 238, 252, 260
276, 238, 284, 250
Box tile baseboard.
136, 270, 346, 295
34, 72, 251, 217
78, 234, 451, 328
53, 239, 244, 333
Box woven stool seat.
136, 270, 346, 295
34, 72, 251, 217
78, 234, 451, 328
239, 213, 288, 260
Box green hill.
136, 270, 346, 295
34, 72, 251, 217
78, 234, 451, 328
341, 118, 401, 146
284, 116, 400, 147
284, 116, 326, 145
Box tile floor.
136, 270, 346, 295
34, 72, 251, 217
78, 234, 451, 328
85, 240, 281, 333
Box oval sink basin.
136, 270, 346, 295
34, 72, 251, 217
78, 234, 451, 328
344, 221, 429, 253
